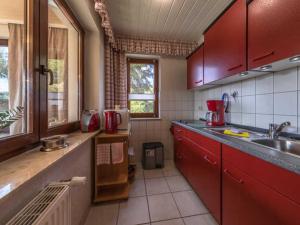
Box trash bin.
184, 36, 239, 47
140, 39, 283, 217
142, 142, 164, 170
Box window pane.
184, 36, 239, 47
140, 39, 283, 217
0, 0, 32, 139
130, 63, 154, 94
48, 0, 80, 127
130, 100, 154, 113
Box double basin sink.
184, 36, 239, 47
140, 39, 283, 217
205, 127, 300, 158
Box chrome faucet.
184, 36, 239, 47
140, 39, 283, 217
268, 122, 291, 139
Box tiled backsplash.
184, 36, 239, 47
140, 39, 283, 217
130, 58, 194, 161
194, 67, 300, 132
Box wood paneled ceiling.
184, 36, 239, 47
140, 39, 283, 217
106, 0, 233, 43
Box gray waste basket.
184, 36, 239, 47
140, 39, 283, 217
142, 142, 164, 170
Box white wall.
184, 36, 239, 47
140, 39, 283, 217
84, 30, 105, 112
130, 57, 194, 161
65, 0, 105, 113
194, 67, 300, 132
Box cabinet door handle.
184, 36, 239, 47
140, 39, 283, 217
227, 64, 243, 71
253, 51, 275, 62
195, 80, 203, 84
224, 169, 244, 184
204, 155, 217, 165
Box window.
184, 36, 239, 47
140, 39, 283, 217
47, 0, 82, 129
0, 40, 8, 135
0, 0, 84, 161
127, 58, 159, 118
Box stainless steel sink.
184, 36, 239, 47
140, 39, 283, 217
252, 139, 300, 157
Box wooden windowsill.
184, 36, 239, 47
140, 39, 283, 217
130, 117, 162, 121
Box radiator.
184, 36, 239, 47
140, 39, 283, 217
6, 184, 71, 225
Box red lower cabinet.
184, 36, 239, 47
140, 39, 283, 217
223, 159, 300, 225
172, 125, 300, 225
187, 139, 221, 224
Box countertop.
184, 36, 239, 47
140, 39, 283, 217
0, 130, 99, 202
172, 120, 300, 175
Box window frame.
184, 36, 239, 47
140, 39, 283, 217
0, 0, 85, 161
39, 0, 84, 137
0, 39, 8, 46
127, 58, 159, 118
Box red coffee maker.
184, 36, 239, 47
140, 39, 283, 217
104, 110, 122, 134
206, 100, 225, 126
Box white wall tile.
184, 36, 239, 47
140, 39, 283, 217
221, 84, 231, 95
274, 68, 297, 92
242, 96, 255, 113
230, 82, 242, 97
274, 91, 297, 116
256, 94, 273, 114
242, 78, 255, 96
230, 97, 242, 113
256, 114, 273, 129
231, 113, 242, 124
193, 66, 300, 133
242, 114, 256, 127
274, 115, 297, 131
256, 73, 273, 94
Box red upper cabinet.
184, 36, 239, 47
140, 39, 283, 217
187, 46, 204, 89
248, 0, 300, 69
204, 0, 247, 84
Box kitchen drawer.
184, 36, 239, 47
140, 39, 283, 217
186, 129, 221, 156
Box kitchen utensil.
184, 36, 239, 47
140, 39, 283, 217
104, 110, 122, 134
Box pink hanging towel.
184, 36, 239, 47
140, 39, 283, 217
111, 142, 124, 164
97, 144, 111, 165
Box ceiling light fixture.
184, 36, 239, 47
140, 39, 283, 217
289, 56, 300, 63
260, 65, 272, 71
240, 72, 248, 77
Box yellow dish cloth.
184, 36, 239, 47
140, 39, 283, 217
223, 129, 250, 138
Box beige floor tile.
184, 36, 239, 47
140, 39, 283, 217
148, 193, 180, 222
129, 179, 146, 197
173, 191, 208, 217
164, 160, 175, 168
117, 197, 150, 225
166, 176, 191, 192
162, 167, 180, 177
145, 178, 170, 195
151, 218, 185, 225
135, 168, 144, 179
183, 214, 218, 225
144, 169, 164, 179
84, 203, 119, 225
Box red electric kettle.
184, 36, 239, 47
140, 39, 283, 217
104, 110, 122, 134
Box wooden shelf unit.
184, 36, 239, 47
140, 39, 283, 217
94, 130, 130, 203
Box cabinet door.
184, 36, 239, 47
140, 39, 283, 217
204, 0, 246, 84
223, 160, 300, 225
187, 46, 204, 89
248, 0, 300, 69
187, 139, 221, 224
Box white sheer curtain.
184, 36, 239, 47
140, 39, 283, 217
8, 23, 25, 135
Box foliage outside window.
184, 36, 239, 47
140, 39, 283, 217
0, 43, 9, 135
127, 58, 159, 118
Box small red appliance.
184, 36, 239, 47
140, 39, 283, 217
104, 110, 122, 134
80, 110, 100, 132
205, 100, 225, 126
